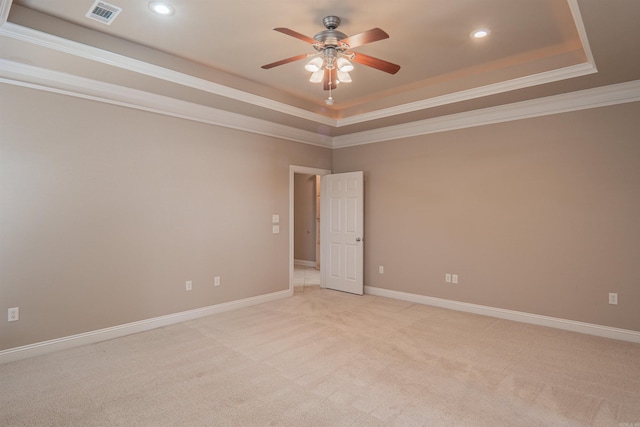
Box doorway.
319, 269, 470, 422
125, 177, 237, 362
289, 165, 331, 295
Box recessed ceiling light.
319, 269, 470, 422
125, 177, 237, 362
470, 29, 490, 39
148, 1, 174, 15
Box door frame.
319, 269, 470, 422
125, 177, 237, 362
289, 165, 332, 296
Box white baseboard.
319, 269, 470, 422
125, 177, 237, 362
5, 286, 636, 365
0, 289, 290, 364
294, 259, 317, 268
365, 286, 640, 344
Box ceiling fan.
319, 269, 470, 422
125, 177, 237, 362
261, 16, 400, 93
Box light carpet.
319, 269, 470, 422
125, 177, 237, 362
1, 286, 639, 426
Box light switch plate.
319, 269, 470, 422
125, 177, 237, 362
272, 214, 279, 224
272, 225, 280, 234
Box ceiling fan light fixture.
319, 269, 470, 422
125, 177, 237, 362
304, 57, 324, 72
148, 1, 174, 15
337, 70, 352, 83
337, 57, 354, 72
309, 70, 324, 83
262, 15, 401, 100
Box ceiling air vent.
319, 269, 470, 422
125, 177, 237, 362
86, 1, 122, 25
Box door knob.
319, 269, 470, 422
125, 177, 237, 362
356, 237, 362, 242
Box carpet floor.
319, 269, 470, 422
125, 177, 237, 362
1, 285, 639, 426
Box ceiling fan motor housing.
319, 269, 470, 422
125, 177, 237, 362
313, 16, 348, 50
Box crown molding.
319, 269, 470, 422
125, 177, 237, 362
2, 58, 638, 149
0, 59, 332, 148
0, 0, 597, 129
567, 0, 596, 66
336, 0, 596, 127
332, 79, 640, 148
1, 0, 634, 149
335, 62, 596, 127
0, 19, 336, 127
0, 0, 11, 26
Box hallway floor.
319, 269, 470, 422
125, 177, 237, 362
294, 264, 320, 288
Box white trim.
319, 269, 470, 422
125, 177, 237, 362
333, 79, 640, 148
0, 20, 335, 127
0, 1, 636, 149
0, 0, 597, 129
568, 0, 596, 67
289, 166, 331, 295
0, 0, 12, 25
294, 259, 317, 268
334, 0, 597, 127
3, 58, 638, 149
365, 286, 640, 344
0, 19, 595, 129
336, 62, 596, 127
0, 59, 332, 148
0, 289, 290, 364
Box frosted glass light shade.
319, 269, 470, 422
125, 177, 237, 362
337, 70, 352, 83
305, 57, 324, 72
336, 57, 354, 72
309, 70, 324, 83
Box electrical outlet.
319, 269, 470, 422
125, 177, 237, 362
452, 274, 459, 284
609, 293, 618, 305
8, 307, 19, 322
186, 281, 192, 291
214, 276, 220, 287
378, 266, 384, 274
445, 274, 451, 283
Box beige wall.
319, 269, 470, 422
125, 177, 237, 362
2, 81, 638, 352
0, 84, 332, 350
333, 103, 640, 332
293, 174, 316, 263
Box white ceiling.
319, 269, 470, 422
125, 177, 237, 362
1, 0, 639, 146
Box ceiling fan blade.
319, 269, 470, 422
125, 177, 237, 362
350, 52, 401, 74
323, 68, 337, 91
273, 27, 318, 45
339, 28, 389, 49
261, 54, 309, 69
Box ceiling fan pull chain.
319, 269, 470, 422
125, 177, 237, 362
326, 78, 334, 105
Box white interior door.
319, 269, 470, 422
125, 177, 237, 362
321, 171, 364, 295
